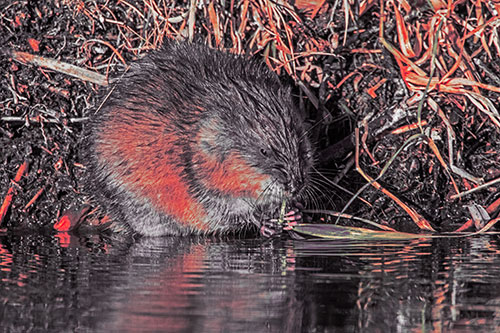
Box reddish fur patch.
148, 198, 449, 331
197, 150, 269, 197
97, 107, 209, 231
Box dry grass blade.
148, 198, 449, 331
464, 91, 500, 128
392, 1, 415, 58
207, 2, 221, 46
427, 136, 460, 194
451, 177, 500, 200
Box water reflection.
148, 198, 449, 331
0, 233, 499, 332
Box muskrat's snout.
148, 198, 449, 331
277, 165, 310, 200
288, 173, 308, 198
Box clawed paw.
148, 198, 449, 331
259, 206, 304, 238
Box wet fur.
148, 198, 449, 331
83, 41, 313, 236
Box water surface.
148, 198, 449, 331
0, 232, 499, 332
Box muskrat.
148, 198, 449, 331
83, 41, 313, 237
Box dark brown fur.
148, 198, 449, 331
83, 41, 313, 236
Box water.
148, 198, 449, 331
0, 232, 499, 332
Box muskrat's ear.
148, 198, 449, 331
197, 122, 217, 152
196, 118, 224, 153
196, 117, 234, 162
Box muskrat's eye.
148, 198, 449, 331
260, 148, 268, 157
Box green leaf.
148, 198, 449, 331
289, 224, 434, 240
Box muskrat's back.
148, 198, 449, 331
83, 41, 313, 236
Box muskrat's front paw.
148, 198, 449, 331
282, 209, 302, 231
260, 218, 283, 238
260, 207, 304, 237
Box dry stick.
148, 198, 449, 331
10, 50, 108, 86
1, 116, 89, 123
451, 177, 500, 200
187, 0, 197, 42
0, 161, 28, 225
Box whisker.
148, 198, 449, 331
307, 181, 336, 210
312, 166, 362, 199
252, 178, 281, 224
307, 172, 346, 208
